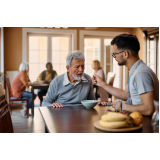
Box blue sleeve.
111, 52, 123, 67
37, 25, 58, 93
134, 72, 154, 95
42, 78, 58, 106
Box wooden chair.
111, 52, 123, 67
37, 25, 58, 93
4, 74, 29, 117
0, 83, 14, 133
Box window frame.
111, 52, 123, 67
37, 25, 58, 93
22, 28, 77, 62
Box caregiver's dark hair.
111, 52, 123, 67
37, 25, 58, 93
111, 33, 140, 56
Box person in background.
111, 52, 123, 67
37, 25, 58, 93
36, 62, 58, 106
42, 51, 107, 108
92, 60, 108, 102
11, 62, 41, 117
93, 33, 159, 116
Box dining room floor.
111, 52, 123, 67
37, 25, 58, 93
11, 101, 45, 133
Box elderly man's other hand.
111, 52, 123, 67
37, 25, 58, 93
92, 75, 105, 87
51, 103, 63, 108
98, 102, 108, 106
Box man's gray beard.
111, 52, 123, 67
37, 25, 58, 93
71, 72, 83, 81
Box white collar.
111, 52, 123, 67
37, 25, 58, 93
63, 72, 88, 86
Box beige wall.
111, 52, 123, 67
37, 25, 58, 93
4, 27, 22, 72
132, 27, 144, 60
4, 27, 144, 72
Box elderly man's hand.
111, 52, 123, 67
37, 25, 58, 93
92, 75, 105, 87
51, 103, 63, 108
98, 102, 108, 106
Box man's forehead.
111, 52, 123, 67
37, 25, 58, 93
71, 58, 84, 65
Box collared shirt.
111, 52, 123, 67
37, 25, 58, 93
63, 72, 88, 86
128, 59, 159, 105
42, 72, 95, 106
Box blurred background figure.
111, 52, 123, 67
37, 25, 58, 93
36, 62, 58, 106
92, 60, 108, 102
11, 62, 41, 117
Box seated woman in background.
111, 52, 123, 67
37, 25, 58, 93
92, 60, 108, 102
11, 62, 42, 117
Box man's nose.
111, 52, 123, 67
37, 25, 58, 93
79, 66, 83, 72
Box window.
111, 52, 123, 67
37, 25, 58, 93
84, 38, 101, 76
52, 36, 70, 75
146, 34, 159, 79
28, 34, 71, 82
84, 36, 122, 89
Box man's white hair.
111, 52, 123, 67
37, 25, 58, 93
19, 62, 28, 72
66, 50, 85, 67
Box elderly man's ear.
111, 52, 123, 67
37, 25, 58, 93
66, 65, 70, 72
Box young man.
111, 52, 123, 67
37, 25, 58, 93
37, 62, 58, 106
93, 34, 159, 116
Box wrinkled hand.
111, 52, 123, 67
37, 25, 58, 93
98, 102, 108, 106
92, 75, 105, 87
51, 103, 63, 108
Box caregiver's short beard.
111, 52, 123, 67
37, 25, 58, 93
118, 55, 126, 66
71, 72, 83, 81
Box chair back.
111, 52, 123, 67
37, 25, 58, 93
0, 83, 14, 133
4, 74, 13, 98
106, 72, 115, 86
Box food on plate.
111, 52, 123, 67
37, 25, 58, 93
129, 112, 143, 126
101, 112, 130, 122
99, 111, 143, 129
100, 120, 129, 129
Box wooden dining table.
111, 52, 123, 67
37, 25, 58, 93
39, 105, 153, 133
31, 84, 49, 116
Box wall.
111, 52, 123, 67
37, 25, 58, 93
132, 27, 144, 60
4, 27, 22, 72
4, 27, 144, 72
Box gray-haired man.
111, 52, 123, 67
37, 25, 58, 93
42, 51, 99, 108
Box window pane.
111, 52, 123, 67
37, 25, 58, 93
39, 63, 46, 73
60, 37, 69, 51
52, 37, 60, 50
60, 64, 67, 75
39, 51, 47, 63
29, 51, 39, 63
52, 37, 70, 75
29, 64, 39, 82
52, 51, 60, 64
61, 51, 68, 64
53, 64, 60, 75
104, 39, 112, 46
29, 37, 38, 50
149, 50, 154, 64
39, 37, 47, 50
150, 64, 154, 72
113, 58, 120, 88
84, 38, 101, 76
29, 35, 47, 82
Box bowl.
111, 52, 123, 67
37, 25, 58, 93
81, 100, 98, 109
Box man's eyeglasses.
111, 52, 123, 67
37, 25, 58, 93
112, 50, 125, 58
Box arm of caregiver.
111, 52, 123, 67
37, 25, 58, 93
93, 75, 128, 101
122, 91, 155, 115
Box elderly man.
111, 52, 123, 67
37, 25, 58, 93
42, 51, 96, 108
93, 33, 159, 116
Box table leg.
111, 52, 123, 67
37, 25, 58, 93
31, 87, 34, 117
